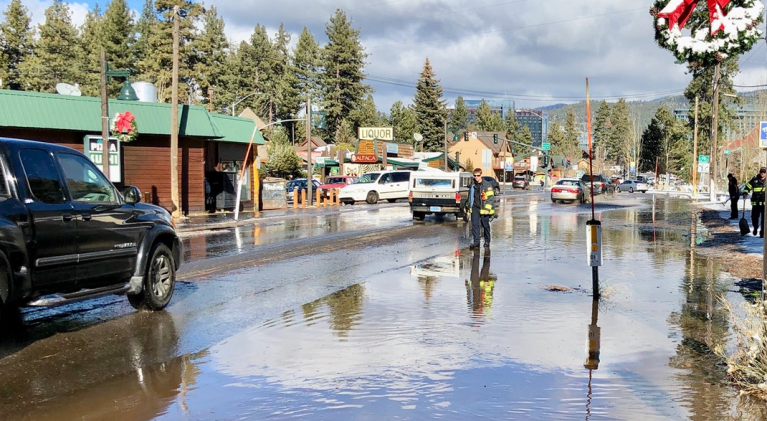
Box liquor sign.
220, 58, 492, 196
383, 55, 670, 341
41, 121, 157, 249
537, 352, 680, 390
83, 135, 121, 183
350, 153, 378, 163
358, 127, 394, 141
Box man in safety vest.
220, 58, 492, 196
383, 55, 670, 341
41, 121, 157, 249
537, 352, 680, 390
743, 167, 767, 237
466, 168, 497, 250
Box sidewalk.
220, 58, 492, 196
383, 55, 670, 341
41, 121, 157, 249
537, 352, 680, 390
174, 204, 344, 233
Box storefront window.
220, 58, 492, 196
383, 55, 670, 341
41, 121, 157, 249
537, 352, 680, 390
221, 160, 251, 200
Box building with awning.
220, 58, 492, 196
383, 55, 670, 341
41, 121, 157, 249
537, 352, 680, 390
0, 89, 262, 215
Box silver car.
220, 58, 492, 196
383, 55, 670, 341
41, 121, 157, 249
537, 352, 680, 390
551, 178, 588, 204
618, 180, 649, 193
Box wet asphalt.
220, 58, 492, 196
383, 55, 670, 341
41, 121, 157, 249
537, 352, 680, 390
0, 190, 762, 420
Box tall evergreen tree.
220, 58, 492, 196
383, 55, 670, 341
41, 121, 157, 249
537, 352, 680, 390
389, 101, 419, 144
413, 58, 446, 152
134, 0, 156, 81
247, 24, 278, 121
554, 106, 580, 161
78, 5, 104, 96
321, 9, 368, 140
547, 122, 566, 158
0, 0, 33, 90
592, 100, 613, 158
450, 96, 469, 132
475, 100, 505, 131
505, 108, 520, 139
192, 6, 228, 109
294, 27, 320, 100
639, 107, 686, 174
610, 98, 633, 168
350, 93, 380, 127
142, 0, 203, 102
79, 0, 134, 97
218, 41, 254, 115
20, 0, 82, 92
273, 23, 301, 121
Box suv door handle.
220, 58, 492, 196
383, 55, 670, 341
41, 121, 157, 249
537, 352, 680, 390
62, 213, 74, 222
81, 213, 92, 221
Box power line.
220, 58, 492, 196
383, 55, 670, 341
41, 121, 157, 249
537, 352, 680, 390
365, 74, 686, 101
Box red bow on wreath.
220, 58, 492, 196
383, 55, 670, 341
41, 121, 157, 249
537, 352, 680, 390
658, 0, 731, 35
115, 111, 135, 134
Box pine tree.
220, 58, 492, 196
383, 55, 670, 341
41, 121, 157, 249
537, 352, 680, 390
134, 0, 156, 81
20, 0, 82, 92
505, 108, 520, 139
413, 58, 447, 152
450, 96, 469, 131
294, 27, 320, 100
77, 5, 104, 97
557, 106, 581, 161
476, 100, 494, 131
640, 107, 686, 174
247, 24, 278, 121
273, 23, 301, 121
350, 93, 380, 127
390, 101, 419, 144
142, 0, 203, 103
218, 41, 254, 115
0, 0, 33, 90
547, 122, 566, 158
592, 100, 613, 158
321, 9, 368, 140
610, 99, 633, 168
192, 6, 228, 109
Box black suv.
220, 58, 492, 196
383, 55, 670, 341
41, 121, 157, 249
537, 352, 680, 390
0, 138, 181, 319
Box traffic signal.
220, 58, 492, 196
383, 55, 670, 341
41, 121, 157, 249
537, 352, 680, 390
493, 134, 498, 144
464, 132, 469, 141
542, 155, 549, 167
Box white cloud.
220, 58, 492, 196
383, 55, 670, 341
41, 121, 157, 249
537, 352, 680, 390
0, 0, 89, 28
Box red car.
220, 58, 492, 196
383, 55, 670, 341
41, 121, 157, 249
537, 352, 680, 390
319, 175, 358, 198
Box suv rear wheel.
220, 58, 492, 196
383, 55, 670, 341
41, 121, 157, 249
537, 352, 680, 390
128, 243, 176, 311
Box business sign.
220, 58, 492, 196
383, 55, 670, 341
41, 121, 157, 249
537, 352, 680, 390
541, 142, 551, 151
350, 153, 378, 163
386, 143, 399, 154
698, 155, 710, 163
760, 121, 767, 148
84, 135, 121, 183
358, 127, 393, 141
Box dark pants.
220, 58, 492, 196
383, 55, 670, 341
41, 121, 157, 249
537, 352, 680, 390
471, 208, 491, 246
752, 204, 764, 235
730, 195, 739, 219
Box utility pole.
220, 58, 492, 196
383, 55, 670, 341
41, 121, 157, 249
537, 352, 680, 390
306, 97, 313, 206
443, 119, 448, 171
170, 6, 180, 218
99, 50, 110, 180
502, 136, 507, 195
710, 63, 721, 202
692, 96, 699, 201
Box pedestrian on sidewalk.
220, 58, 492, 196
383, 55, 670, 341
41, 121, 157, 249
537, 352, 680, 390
539, 179, 544, 191
728, 173, 739, 219
466, 168, 497, 250
743, 167, 766, 237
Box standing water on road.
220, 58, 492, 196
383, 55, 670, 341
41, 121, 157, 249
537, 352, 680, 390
4, 197, 767, 420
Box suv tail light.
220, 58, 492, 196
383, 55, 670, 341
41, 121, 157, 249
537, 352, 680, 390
455, 192, 461, 203
408, 191, 413, 202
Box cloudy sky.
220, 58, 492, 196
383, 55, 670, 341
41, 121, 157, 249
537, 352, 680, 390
6, 0, 767, 111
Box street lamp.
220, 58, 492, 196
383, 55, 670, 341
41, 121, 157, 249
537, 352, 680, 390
230, 92, 256, 117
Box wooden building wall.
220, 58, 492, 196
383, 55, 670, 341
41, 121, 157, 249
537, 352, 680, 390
123, 136, 205, 215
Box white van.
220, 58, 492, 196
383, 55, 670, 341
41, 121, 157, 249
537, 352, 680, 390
339, 170, 412, 205
409, 171, 472, 221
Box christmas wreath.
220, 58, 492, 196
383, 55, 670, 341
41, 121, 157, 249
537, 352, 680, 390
111, 111, 138, 142
651, 0, 764, 67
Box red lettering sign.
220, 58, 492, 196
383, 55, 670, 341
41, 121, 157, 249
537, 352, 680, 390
350, 154, 378, 163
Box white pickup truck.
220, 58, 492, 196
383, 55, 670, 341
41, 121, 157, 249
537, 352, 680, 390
408, 171, 472, 221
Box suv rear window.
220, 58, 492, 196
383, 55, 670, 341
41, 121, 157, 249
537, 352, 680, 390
20, 149, 66, 204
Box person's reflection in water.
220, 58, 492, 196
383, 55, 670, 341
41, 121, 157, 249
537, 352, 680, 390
465, 249, 496, 322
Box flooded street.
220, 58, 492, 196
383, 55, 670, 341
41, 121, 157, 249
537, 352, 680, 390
1, 194, 765, 420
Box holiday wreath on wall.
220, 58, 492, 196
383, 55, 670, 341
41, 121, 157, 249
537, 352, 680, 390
111, 111, 138, 142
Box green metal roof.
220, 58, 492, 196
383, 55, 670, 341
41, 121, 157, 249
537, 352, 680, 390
209, 114, 264, 145
0, 89, 227, 138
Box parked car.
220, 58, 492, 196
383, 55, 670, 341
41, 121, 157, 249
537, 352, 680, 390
318, 175, 357, 198
483, 176, 501, 196
617, 180, 649, 193
580, 173, 610, 194
512, 176, 530, 190
551, 178, 589, 204
286, 178, 322, 202
0, 137, 182, 318
339, 170, 412, 204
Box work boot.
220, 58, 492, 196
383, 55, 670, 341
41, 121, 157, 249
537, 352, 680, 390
754, 228, 759, 236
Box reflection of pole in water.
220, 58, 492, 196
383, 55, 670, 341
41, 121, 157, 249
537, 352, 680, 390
584, 298, 601, 420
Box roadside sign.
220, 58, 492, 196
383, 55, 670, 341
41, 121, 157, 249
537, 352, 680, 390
698, 155, 710, 163
724, 150, 731, 155
698, 162, 710, 173
761, 122, 767, 148
541, 142, 551, 151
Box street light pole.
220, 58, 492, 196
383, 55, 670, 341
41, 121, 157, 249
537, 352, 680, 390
231, 92, 256, 116
100, 50, 110, 180
710, 63, 721, 202
170, 6, 180, 219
